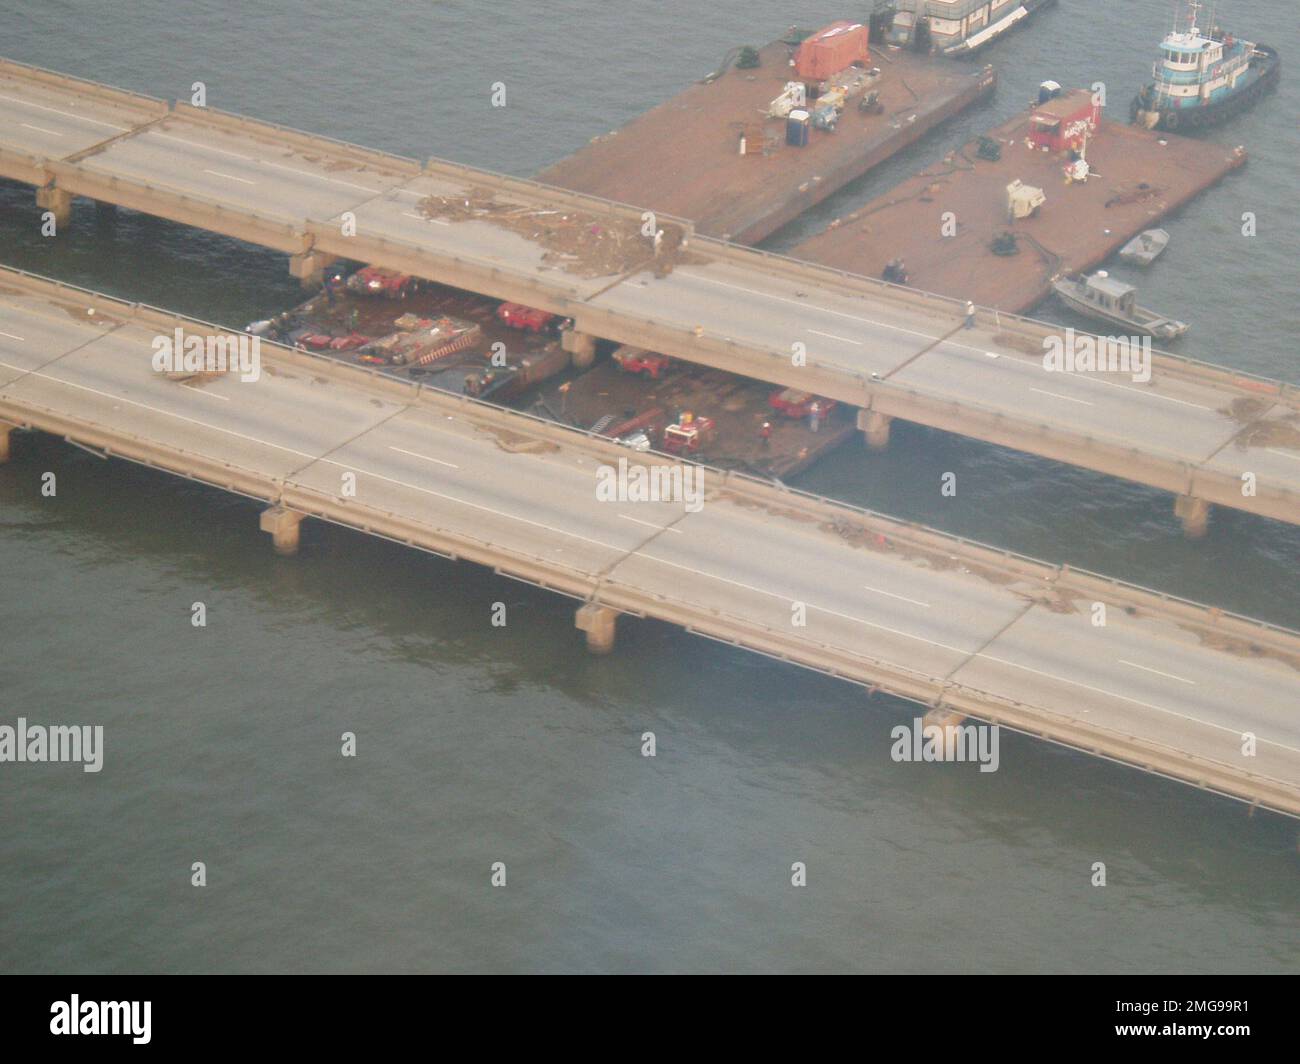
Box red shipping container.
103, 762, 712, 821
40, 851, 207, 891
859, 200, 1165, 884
795, 21, 869, 82
1027, 89, 1101, 152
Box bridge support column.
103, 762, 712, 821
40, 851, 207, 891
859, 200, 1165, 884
0, 424, 14, 464
1174, 495, 1210, 539
36, 185, 73, 229
575, 603, 618, 654
259, 504, 306, 555
857, 408, 892, 451
561, 329, 599, 369
922, 706, 967, 760
288, 250, 338, 288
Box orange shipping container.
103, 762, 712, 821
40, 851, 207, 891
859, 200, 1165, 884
794, 21, 869, 82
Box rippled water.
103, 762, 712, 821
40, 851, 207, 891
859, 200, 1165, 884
0, 0, 1296, 972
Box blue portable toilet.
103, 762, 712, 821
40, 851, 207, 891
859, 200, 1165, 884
786, 109, 810, 147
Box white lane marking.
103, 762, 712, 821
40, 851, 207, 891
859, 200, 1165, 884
632, 549, 969, 655
261, 159, 380, 194
389, 445, 457, 469
0, 92, 129, 131
179, 383, 229, 401
152, 132, 254, 160
975, 654, 1182, 719
203, 168, 256, 185
688, 270, 1220, 415
1119, 659, 1196, 685
863, 583, 930, 608
619, 514, 683, 533
152, 132, 387, 195
1070, 371, 1214, 410
20, 122, 63, 137
809, 329, 861, 345
1266, 448, 1300, 463
967, 651, 1300, 753
310, 457, 626, 553
1029, 387, 1093, 406
403, 211, 450, 226
687, 272, 942, 346
0, 358, 319, 460
0, 331, 26, 342
0, 356, 629, 556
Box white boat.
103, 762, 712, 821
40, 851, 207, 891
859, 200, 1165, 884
1118, 228, 1170, 266
1052, 272, 1189, 339
887, 0, 1056, 57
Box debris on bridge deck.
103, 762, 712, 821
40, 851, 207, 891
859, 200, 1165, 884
416, 188, 694, 278
535, 31, 995, 244
791, 89, 1248, 313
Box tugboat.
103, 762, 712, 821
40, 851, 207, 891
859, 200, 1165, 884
1132, 0, 1279, 132
887, 0, 1056, 58
1052, 272, 1189, 341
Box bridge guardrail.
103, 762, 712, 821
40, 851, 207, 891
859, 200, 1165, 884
0, 57, 168, 112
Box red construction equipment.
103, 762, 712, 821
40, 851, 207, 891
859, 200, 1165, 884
613, 348, 671, 379
496, 302, 556, 333
768, 388, 837, 419
346, 267, 417, 299
662, 413, 715, 455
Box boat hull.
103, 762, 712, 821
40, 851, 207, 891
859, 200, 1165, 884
1132, 45, 1280, 132
942, 0, 1058, 59
1051, 282, 1187, 340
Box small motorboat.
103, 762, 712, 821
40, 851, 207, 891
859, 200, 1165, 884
1118, 228, 1170, 266
1051, 271, 1189, 340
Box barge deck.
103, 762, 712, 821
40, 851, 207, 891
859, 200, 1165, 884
790, 102, 1247, 312
537, 35, 995, 244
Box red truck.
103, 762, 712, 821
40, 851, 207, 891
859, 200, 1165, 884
662, 415, 715, 455
613, 348, 671, 379
768, 388, 837, 420
347, 267, 417, 299
496, 302, 556, 333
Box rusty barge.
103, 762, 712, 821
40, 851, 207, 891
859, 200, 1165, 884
537, 29, 995, 244
790, 87, 1248, 312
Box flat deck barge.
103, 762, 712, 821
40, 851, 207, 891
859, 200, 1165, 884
535, 355, 856, 479
267, 279, 852, 478
536, 34, 995, 244
790, 98, 1247, 312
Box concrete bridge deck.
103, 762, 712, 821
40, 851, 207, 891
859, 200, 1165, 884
2, 268, 1299, 819
2, 58, 1298, 533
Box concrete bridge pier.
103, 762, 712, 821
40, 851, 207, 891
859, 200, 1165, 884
1175, 494, 1211, 539
259, 504, 306, 555
857, 408, 892, 451
288, 249, 338, 288
923, 706, 967, 760
575, 602, 618, 654
561, 329, 599, 369
36, 185, 73, 229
